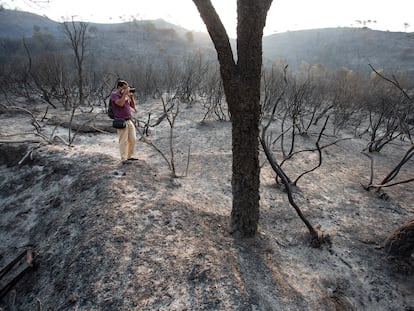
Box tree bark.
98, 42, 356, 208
193, 0, 272, 237
230, 107, 261, 236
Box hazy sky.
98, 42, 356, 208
3, 0, 414, 37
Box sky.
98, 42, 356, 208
3, 0, 414, 37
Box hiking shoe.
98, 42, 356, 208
128, 157, 138, 161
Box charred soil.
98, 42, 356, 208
0, 101, 413, 310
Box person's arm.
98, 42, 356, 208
114, 87, 129, 107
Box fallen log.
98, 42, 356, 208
0, 249, 35, 299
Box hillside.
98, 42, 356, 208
0, 99, 413, 310
0, 9, 62, 38
1, 9, 414, 80
263, 27, 414, 79
0, 9, 215, 64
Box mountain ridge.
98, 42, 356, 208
263, 27, 414, 78
1, 9, 414, 80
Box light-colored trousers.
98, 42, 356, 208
117, 120, 137, 160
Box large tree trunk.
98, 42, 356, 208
193, 0, 272, 237
230, 101, 261, 235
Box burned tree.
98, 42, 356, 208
363, 145, 414, 191
366, 65, 414, 260
62, 20, 89, 108
192, 0, 273, 237
364, 65, 413, 152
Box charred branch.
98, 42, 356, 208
260, 136, 324, 247
363, 145, 414, 191
293, 116, 329, 185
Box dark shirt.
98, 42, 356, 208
110, 92, 132, 120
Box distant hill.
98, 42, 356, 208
0, 9, 215, 64
0, 9, 62, 38
263, 27, 414, 79
1, 9, 414, 81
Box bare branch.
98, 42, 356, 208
380, 145, 414, 185
372, 177, 414, 189
135, 121, 173, 172
368, 64, 411, 101
362, 152, 375, 189
259, 136, 324, 247
362, 146, 414, 191
3, 105, 42, 132
293, 116, 330, 185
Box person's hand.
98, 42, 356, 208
121, 85, 128, 95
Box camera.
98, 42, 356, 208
129, 87, 136, 93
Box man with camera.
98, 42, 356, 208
110, 79, 138, 164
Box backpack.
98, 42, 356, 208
108, 98, 115, 119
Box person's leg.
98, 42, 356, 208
126, 120, 137, 159
117, 127, 129, 161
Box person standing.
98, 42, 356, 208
110, 80, 138, 163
